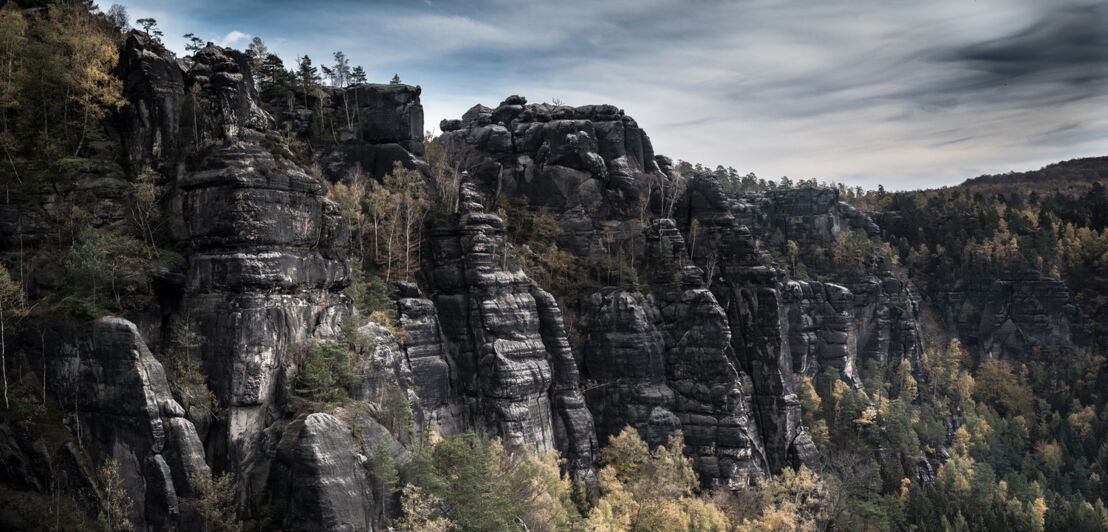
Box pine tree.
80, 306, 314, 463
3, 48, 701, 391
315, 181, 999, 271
296, 55, 318, 107
183, 33, 204, 54
66, 225, 112, 311
135, 17, 162, 44
351, 65, 367, 85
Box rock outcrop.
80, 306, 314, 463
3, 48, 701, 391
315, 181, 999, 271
40, 317, 209, 530
5, 29, 1101, 530
730, 188, 880, 243
936, 271, 1093, 359
784, 281, 864, 387
110, 34, 360, 525
439, 95, 669, 221
678, 172, 822, 475
397, 183, 598, 478
268, 83, 427, 182
144, 41, 354, 489
785, 275, 924, 387
583, 288, 771, 488
269, 414, 374, 532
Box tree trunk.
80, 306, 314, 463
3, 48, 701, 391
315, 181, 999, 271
1, 299, 7, 410
41, 71, 48, 142
403, 203, 411, 280
74, 107, 88, 157
41, 330, 46, 406
343, 91, 351, 130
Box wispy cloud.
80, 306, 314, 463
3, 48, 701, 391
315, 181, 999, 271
217, 30, 250, 47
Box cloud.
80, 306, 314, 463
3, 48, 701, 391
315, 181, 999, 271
217, 30, 251, 47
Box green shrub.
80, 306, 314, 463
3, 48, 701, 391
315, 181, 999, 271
295, 341, 358, 407
346, 261, 396, 324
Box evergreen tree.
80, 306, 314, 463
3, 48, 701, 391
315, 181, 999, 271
135, 17, 162, 44
296, 55, 319, 107
351, 65, 367, 85
183, 32, 204, 53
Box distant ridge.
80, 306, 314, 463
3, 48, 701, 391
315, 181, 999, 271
956, 156, 1108, 197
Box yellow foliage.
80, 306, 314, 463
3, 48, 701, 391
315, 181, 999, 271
951, 426, 972, 457
588, 427, 730, 531
494, 444, 580, 532
731, 466, 830, 532
1034, 440, 1063, 472
395, 484, 455, 532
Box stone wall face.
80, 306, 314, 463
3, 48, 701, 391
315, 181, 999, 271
935, 272, 1093, 359
398, 184, 598, 479
107, 35, 357, 527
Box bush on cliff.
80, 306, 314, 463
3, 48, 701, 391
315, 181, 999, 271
295, 340, 358, 407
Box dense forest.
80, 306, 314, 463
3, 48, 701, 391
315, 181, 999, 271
1, 1, 1108, 531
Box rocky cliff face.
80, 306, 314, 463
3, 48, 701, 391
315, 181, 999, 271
0, 33, 363, 530
267, 83, 427, 183
935, 271, 1093, 359
439, 96, 670, 246
438, 103, 826, 486
5, 318, 211, 531
396, 182, 598, 479
730, 188, 880, 244
120, 36, 357, 505
269, 413, 374, 532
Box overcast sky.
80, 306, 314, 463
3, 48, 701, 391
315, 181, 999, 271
121, 0, 1107, 190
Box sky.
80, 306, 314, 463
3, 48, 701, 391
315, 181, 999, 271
119, 0, 1107, 190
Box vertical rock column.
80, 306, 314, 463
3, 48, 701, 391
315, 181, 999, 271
168, 45, 353, 484
416, 182, 596, 463
582, 219, 770, 488
680, 172, 821, 474
47, 318, 210, 531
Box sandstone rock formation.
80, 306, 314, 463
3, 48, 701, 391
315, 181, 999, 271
439, 96, 670, 224
38, 317, 209, 531
269, 413, 374, 532
936, 271, 1093, 359
2, 30, 1102, 529
268, 83, 427, 182
105, 34, 358, 527
731, 188, 880, 244
396, 182, 598, 479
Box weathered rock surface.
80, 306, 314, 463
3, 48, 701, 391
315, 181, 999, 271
936, 271, 1093, 359
583, 288, 770, 488
785, 275, 923, 386
4, 26, 1101, 529
730, 188, 880, 243
268, 83, 427, 182
111, 34, 357, 522
439, 96, 671, 234
678, 172, 821, 475
394, 183, 597, 477
784, 280, 864, 387
35, 317, 210, 531
270, 413, 373, 532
